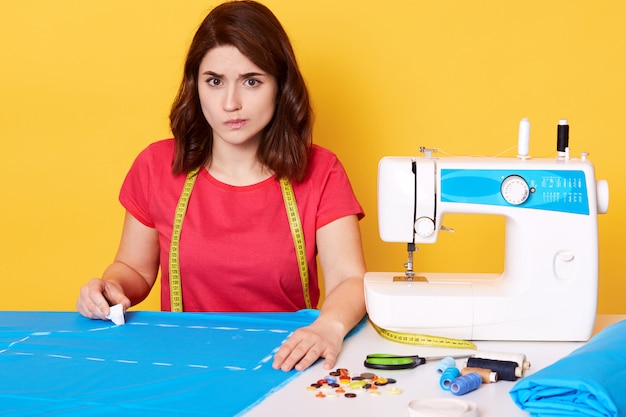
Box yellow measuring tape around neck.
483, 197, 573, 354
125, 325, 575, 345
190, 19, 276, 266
279, 177, 312, 309
370, 321, 478, 350
168, 170, 312, 312
169, 168, 200, 312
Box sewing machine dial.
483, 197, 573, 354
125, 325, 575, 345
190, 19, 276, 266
501, 175, 530, 205
414, 216, 436, 237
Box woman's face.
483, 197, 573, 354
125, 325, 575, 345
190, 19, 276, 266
197, 45, 277, 150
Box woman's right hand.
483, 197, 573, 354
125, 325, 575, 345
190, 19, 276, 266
76, 278, 131, 320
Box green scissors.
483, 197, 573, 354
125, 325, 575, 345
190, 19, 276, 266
364, 353, 469, 370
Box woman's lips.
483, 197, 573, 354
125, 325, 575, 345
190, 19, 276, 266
225, 119, 247, 129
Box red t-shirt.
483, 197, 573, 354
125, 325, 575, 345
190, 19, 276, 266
119, 139, 364, 312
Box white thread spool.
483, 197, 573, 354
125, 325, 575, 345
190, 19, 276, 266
517, 117, 530, 159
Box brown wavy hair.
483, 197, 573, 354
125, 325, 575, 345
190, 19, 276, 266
169, 0, 313, 181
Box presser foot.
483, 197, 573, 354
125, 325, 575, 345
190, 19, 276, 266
393, 275, 427, 282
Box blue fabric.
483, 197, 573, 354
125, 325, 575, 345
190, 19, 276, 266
510, 319, 626, 417
0, 310, 363, 416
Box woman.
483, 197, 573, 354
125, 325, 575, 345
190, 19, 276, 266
77, 0, 366, 373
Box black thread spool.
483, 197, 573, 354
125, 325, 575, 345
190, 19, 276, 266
466, 357, 522, 381
557, 119, 569, 154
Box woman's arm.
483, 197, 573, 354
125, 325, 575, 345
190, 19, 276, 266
272, 214, 366, 371
76, 211, 160, 319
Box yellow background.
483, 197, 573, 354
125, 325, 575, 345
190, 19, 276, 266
1, 1, 624, 313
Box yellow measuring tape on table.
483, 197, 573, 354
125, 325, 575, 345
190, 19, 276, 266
169, 170, 312, 312
370, 320, 477, 350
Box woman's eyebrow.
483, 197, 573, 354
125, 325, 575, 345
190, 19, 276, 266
201, 70, 223, 78
201, 70, 268, 78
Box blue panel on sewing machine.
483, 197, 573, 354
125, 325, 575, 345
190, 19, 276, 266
0, 310, 333, 416
440, 169, 589, 215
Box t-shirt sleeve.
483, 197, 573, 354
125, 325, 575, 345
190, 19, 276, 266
315, 151, 365, 229
119, 145, 157, 228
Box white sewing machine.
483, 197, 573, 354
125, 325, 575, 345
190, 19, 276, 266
365, 119, 609, 341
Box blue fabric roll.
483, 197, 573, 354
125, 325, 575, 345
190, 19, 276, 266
510, 319, 626, 417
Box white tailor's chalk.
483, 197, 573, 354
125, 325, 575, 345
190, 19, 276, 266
106, 304, 126, 326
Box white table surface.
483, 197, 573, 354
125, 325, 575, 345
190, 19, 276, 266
246, 315, 625, 417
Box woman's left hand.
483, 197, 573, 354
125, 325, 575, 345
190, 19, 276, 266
272, 215, 366, 372
271, 320, 344, 372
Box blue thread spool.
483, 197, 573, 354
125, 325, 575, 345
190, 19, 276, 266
450, 372, 482, 396
436, 356, 457, 374
439, 366, 460, 390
